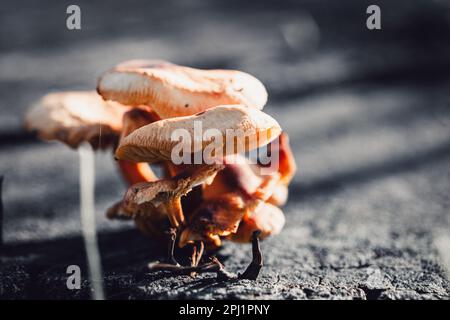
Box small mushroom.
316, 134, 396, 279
115, 104, 282, 163
122, 164, 224, 229
97, 59, 268, 118
24, 91, 161, 186
24, 91, 166, 239
25, 91, 128, 149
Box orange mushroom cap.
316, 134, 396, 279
115, 105, 282, 164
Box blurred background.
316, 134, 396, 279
1, 0, 450, 299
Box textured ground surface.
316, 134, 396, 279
1, 0, 450, 299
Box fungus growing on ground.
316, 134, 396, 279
113, 104, 284, 278
26, 60, 297, 281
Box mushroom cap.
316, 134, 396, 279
25, 91, 129, 149
97, 59, 268, 118
115, 105, 282, 163
123, 164, 224, 209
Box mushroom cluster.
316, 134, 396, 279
25, 60, 296, 280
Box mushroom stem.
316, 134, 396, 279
78, 143, 105, 300
163, 197, 185, 228
189, 241, 205, 277
116, 108, 160, 185
238, 230, 263, 280
194, 241, 205, 266
166, 227, 180, 266
117, 160, 158, 185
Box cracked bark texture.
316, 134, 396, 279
1, 0, 450, 299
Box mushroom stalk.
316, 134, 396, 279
163, 196, 185, 228
166, 228, 180, 265
78, 143, 105, 300
117, 160, 158, 185
191, 241, 204, 267
189, 241, 205, 277
238, 231, 263, 280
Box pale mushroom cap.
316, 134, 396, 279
97, 59, 268, 118
25, 91, 129, 148
115, 105, 282, 163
